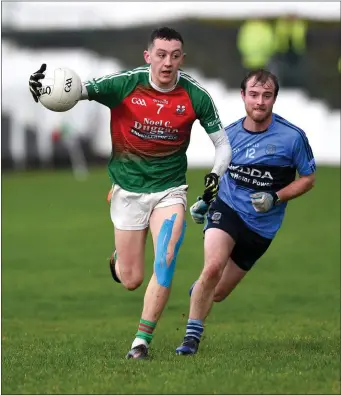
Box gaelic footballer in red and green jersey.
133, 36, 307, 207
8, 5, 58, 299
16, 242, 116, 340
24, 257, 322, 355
84, 65, 230, 193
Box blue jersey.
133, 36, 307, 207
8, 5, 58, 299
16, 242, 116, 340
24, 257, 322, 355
218, 113, 316, 239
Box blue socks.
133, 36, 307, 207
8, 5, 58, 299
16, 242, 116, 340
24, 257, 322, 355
185, 319, 204, 342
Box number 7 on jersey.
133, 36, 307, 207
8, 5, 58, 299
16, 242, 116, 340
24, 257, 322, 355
156, 103, 164, 114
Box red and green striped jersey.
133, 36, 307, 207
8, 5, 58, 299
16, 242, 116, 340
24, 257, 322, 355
84, 65, 222, 193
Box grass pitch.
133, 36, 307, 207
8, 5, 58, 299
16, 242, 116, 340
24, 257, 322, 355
2, 166, 340, 394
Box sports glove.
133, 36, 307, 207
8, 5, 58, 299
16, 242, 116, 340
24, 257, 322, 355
250, 191, 280, 213
202, 172, 219, 204
29, 63, 46, 103
190, 197, 209, 224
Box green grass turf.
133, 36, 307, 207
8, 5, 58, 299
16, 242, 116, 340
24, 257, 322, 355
2, 166, 340, 394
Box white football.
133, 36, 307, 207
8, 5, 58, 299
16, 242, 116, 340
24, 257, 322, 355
38, 68, 82, 112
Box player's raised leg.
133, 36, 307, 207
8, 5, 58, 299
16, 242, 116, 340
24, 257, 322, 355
108, 184, 149, 289
176, 228, 234, 355
213, 258, 248, 302
111, 228, 148, 289
126, 203, 186, 359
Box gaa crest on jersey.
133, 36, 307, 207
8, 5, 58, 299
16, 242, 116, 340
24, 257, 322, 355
265, 144, 276, 155
211, 211, 222, 223
176, 104, 186, 115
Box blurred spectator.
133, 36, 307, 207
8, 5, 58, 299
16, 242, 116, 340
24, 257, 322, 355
237, 19, 275, 73
270, 14, 308, 88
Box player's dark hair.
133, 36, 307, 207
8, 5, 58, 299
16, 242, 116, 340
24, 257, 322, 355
148, 27, 184, 48
241, 69, 279, 98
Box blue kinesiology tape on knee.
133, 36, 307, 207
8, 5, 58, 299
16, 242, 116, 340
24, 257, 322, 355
154, 214, 175, 287
154, 214, 186, 288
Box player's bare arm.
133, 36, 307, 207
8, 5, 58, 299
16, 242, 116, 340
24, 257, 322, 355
251, 172, 315, 213
276, 173, 315, 202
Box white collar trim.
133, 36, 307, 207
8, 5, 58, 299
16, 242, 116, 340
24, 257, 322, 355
148, 67, 180, 93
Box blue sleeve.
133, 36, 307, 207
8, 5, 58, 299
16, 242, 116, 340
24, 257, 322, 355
292, 132, 316, 175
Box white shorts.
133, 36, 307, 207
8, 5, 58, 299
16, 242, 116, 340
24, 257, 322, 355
110, 184, 188, 230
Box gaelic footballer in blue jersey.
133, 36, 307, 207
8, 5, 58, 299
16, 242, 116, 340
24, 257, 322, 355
176, 69, 316, 356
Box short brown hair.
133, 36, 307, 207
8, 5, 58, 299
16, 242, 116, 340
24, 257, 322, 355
241, 69, 279, 98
